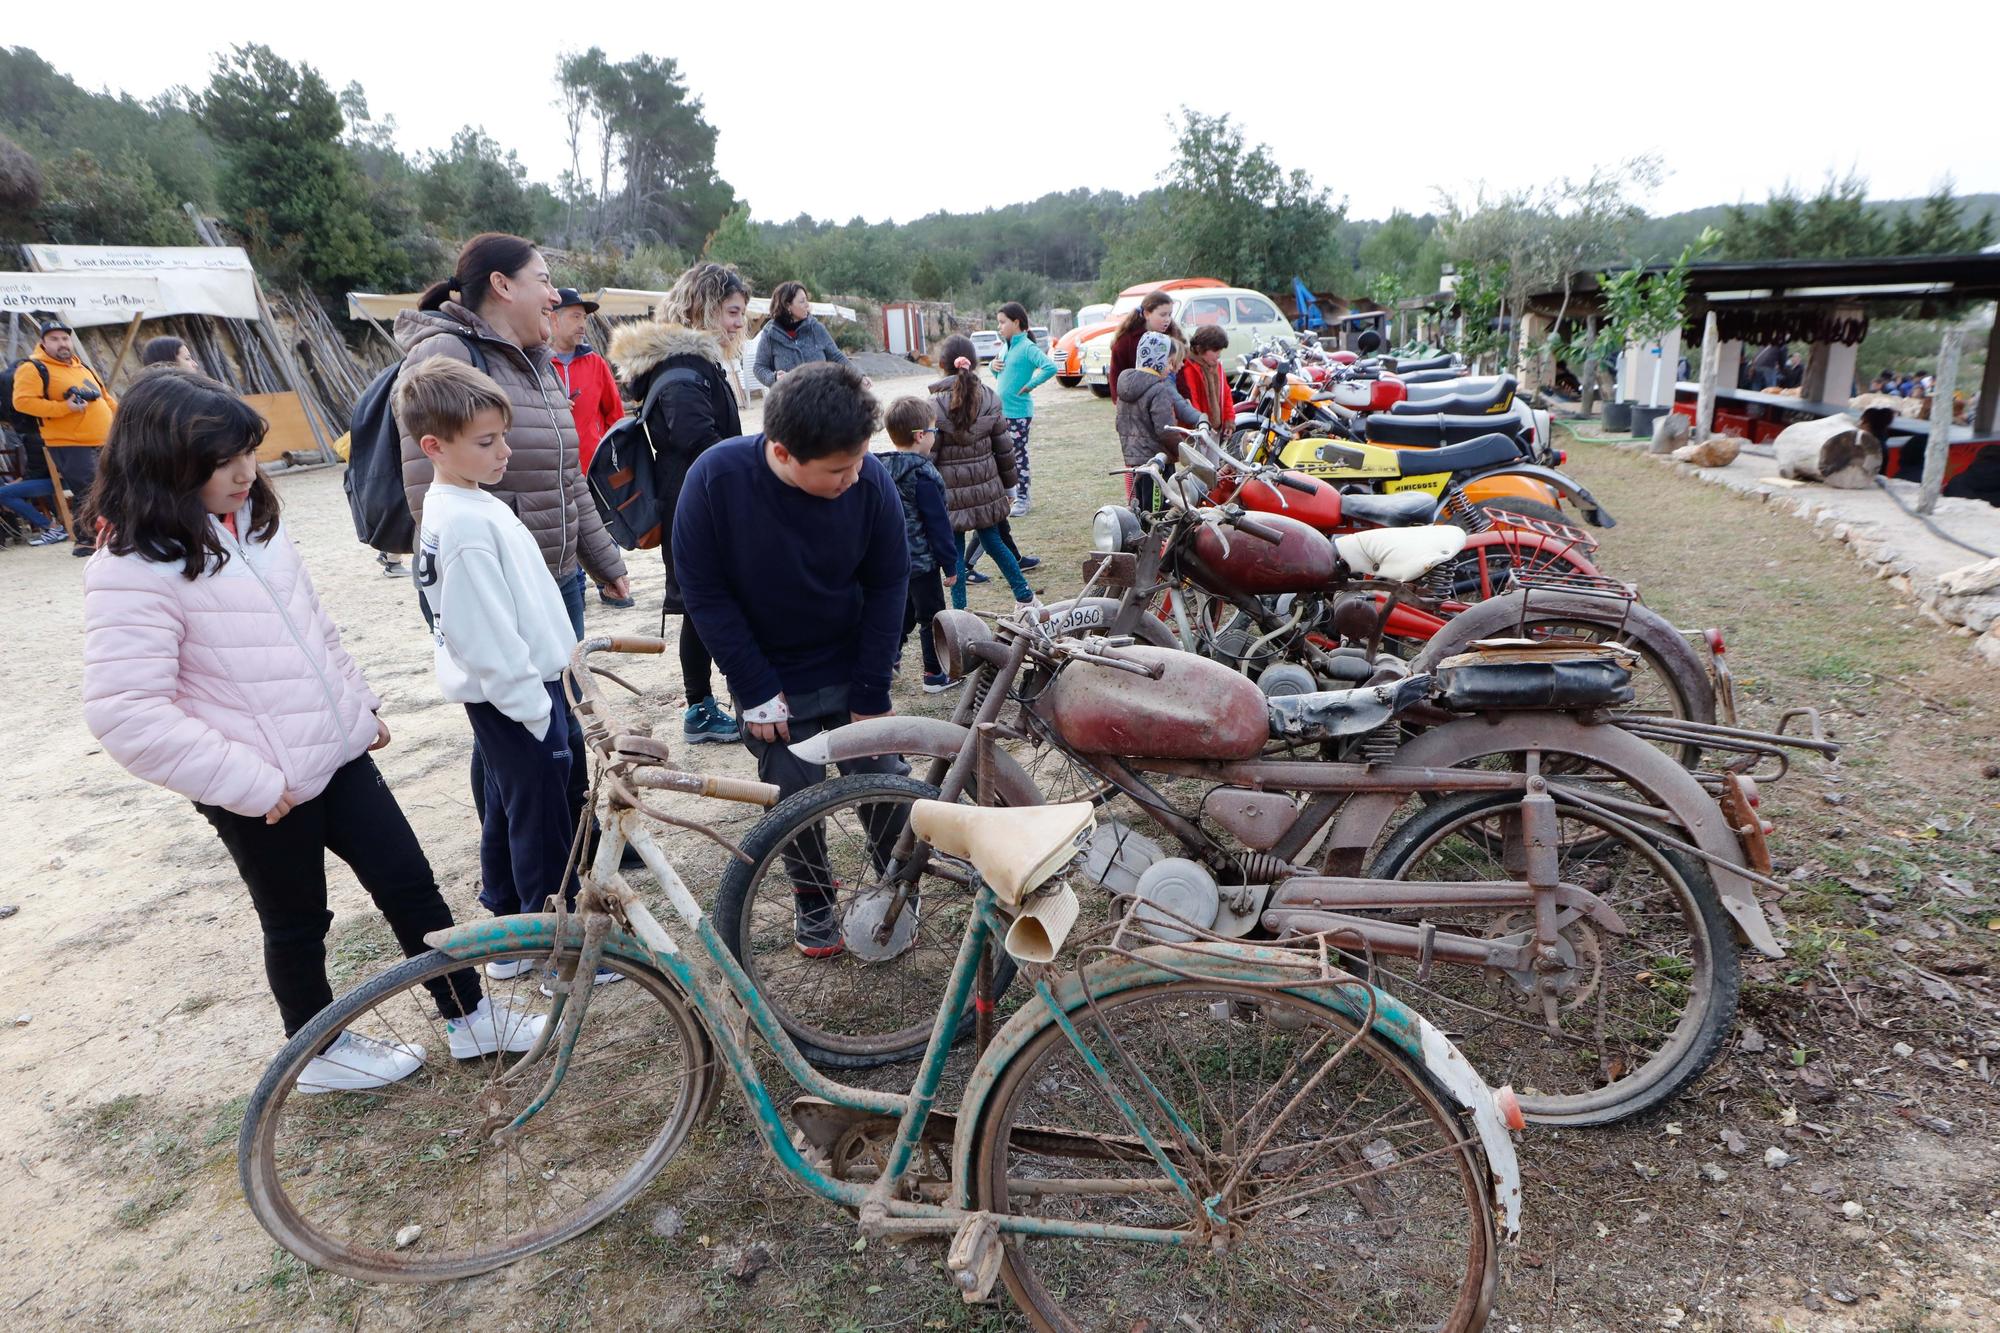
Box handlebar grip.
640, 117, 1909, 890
606, 637, 668, 655
1276, 472, 1316, 493
1233, 512, 1285, 544
699, 774, 783, 807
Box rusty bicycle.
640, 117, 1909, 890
237, 637, 1523, 1331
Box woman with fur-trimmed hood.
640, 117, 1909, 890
608, 262, 752, 746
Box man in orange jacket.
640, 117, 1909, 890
12, 320, 117, 555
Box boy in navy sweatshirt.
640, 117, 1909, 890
673, 362, 911, 957
881, 396, 957, 692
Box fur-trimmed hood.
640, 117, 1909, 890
608, 321, 729, 381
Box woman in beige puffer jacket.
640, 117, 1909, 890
394, 234, 628, 611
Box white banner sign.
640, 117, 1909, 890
0, 272, 164, 327
25, 244, 262, 321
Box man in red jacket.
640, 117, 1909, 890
548, 288, 633, 607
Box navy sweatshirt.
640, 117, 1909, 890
673, 435, 910, 716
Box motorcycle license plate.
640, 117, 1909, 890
1044, 604, 1107, 635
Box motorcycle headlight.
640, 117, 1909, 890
1091, 505, 1141, 553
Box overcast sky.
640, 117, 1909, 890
29, 2, 2000, 227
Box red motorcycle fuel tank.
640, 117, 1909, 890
1043, 646, 1268, 759
1213, 469, 1345, 533
1189, 511, 1338, 593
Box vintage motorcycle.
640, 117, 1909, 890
1054, 446, 1716, 747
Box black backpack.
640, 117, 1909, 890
343, 337, 487, 554
587, 366, 700, 550
3, 359, 50, 446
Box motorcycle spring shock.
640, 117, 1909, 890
1227, 850, 1304, 883
1443, 486, 1491, 533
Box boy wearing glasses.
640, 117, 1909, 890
882, 397, 957, 692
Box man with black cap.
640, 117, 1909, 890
546, 288, 631, 606
11, 318, 117, 555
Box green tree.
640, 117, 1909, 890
194, 45, 401, 295
34, 148, 195, 245
1720, 174, 1886, 258
555, 50, 737, 252
418, 127, 558, 240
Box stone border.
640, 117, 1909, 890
1568, 429, 2000, 669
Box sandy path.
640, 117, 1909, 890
0, 367, 944, 1323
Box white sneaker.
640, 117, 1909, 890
28, 525, 67, 547
538, 967, 627, 998
295, 1031, 427, 1095
484, 958, 534, 980
446, 996, 548, 1059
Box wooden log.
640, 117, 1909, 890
1773, 415, 1884, 489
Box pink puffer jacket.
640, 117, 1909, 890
82, 504, 381, 819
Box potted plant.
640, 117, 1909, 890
1593, 263, 1647, 432
1602, 232, 1716, 439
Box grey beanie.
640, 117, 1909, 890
1136, 331, 1173, 373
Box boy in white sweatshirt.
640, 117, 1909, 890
400, 360, 586, 962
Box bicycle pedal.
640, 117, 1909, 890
946, 1211, 1003, 1303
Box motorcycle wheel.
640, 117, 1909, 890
1367, 790, 1738, 1126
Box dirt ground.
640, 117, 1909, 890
1, 379, 1996, 1331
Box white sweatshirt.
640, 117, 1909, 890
416, 485, 577, 739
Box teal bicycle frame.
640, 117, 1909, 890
423, 791, 1525, 1246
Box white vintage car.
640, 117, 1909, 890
1079, 287, 1293, 395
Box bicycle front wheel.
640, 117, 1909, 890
974, 980, 1498, 1332
239, 943, 713, 1282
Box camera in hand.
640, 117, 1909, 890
66, 382, 101, 405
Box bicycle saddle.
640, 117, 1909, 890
1266, 673, 1435, 742
910, 800, 1095, 908
1333, 524, 1468, 582
1336, 491, 1437, 527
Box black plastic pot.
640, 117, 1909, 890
1601, 399, 1632, 431
1629, 405, 1670, 440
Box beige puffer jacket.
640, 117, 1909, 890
394, 303, 626, 586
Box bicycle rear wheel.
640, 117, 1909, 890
239, 944, 712, 1282
974, 980, 1498, 1332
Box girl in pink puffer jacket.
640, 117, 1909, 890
80, 372, 540, 1090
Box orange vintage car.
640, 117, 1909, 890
1049, 278, 1227, 387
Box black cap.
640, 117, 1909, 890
37, 316, 73, 335
553, 288, 599, 315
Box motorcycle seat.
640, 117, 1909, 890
1383, 354, 1454, 374
1365, 414, 1531, 450
1337, 491, 1437, 527
1266, 672, 1434, 742
1391, 374, 1518, 416
1394, 367, 1466, 385
1435, 657, 1634, 712
1332, 524, 1468, 582
1377, 432, 1524, 477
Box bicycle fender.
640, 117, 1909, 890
1328, 716, 1781, 957
784, 717, 1045, 808
947, 943, 1523, 1238
1467, 462, 1617, 528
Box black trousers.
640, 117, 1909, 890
677, 614, 715, 705
901, 565, 947, 676
740, 702, 908, 897
961, 516, 1024, 569
465, 683, 578, 917
198, 755, 482, 1038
